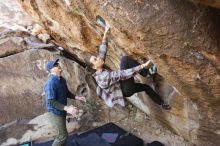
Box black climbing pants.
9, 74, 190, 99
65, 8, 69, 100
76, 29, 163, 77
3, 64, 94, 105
120, 56, 164, 105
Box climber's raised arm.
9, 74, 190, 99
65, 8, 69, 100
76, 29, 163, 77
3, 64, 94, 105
98, 25, 110, 60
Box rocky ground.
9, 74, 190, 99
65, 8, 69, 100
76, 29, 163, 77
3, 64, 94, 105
0, 99, 193, 146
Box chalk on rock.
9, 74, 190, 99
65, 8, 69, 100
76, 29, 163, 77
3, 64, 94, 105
37, 33, 51, 43
64, 0, 71, 6
31, 24, 47, 36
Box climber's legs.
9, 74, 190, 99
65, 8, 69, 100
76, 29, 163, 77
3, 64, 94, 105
120, 56, 171, 110
120, 56, 149, 76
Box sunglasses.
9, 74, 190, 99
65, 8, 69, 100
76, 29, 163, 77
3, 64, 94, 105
53, 63, 60, 68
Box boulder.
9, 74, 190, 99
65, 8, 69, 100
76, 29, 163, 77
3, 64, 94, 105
0, 48, 97, 124
0, 27, 106, 145
31, 24, 47, 36
37, 33, 51, 43
0, 0, 33, 30
11, 0, 220, 145
189, 0, 220, 9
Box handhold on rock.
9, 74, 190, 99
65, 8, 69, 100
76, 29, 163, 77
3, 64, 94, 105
96, 15, 107, 28
37, 33, 51, 43
31, 24, 47, 36
64, 0, 71, 6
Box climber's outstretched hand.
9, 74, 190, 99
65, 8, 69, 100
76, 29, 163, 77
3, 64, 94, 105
104, 24, 110, 36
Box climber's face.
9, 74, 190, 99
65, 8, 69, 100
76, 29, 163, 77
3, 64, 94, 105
89, 56, 104, 70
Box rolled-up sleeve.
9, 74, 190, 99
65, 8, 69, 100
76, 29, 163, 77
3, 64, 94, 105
98, 38, 107, 60
108, 65, 142, 84
95, 65, 142, 89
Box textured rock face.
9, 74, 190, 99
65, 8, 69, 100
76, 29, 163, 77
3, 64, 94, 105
0, 0, 33, 30
14, 0, 220, 145
0, 28, 97, 124
0, 48, 97, 124
0, 28, 50, 58
2, 50, 89, 116
0, 28, 124, 145
190, 0, 220, 9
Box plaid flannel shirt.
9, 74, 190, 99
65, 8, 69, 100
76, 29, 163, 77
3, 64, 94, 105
93, 38, 143, 107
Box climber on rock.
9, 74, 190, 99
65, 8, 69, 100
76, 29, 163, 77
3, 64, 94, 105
44, 59, 86, 146
89, 24, 171, 110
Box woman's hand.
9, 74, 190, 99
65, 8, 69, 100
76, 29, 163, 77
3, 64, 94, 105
104, 24, 110, 36
141, 60, 154, 69
64, 105, 78, 116
75, 96, 86, 102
